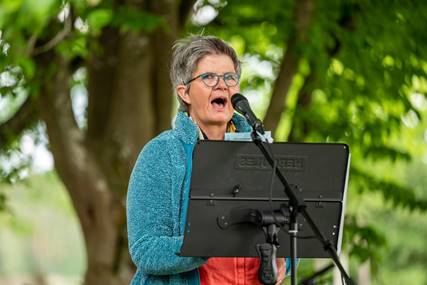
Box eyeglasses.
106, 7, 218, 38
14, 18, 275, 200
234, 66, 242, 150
185, 72, 240, 87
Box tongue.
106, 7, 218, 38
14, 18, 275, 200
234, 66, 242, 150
212, 101, 225, 111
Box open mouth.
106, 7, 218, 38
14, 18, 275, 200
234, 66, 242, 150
211, 97, 227, 109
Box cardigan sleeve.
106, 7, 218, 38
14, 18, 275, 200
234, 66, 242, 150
126, 139, 206, 275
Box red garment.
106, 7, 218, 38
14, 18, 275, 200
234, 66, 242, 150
199, 257, 286, 285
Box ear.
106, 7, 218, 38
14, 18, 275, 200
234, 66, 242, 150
177, 84, 191, 104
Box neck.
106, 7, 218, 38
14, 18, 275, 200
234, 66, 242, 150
192, 115, 227, 140
195, 121, 227, 140
187, 111, 229, 140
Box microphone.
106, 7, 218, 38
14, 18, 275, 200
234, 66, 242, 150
231, 93, 265, 135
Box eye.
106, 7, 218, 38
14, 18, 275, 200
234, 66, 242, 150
224, 73, 238, 81
201, 73, 216, 80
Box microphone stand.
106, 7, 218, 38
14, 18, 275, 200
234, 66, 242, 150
250, 129, 356, 285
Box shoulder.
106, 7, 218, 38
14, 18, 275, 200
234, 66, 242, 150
129, 131, 178, 190
143, 130, 174, 150
134, 129, 185, 168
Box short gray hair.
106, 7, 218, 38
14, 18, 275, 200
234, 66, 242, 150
170, 35, 241, 112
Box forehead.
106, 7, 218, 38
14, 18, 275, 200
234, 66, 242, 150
194, 54, 236, 74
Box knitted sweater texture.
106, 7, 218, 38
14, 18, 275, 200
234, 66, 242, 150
127, 111, 251, 285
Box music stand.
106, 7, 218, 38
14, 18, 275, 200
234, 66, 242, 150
179, 141, 351, 284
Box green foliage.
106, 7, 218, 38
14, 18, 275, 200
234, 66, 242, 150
56, 34, 88, 59
343, 215, 386, 273
0, 0, 166, 76
0, 66, 25, 100
82, 4, 166, 35
194, 0, 427, 281
112, 6, 165, 33
351, 166, 427, 212
347, 160, 427, 284
87, 8, 113, 35
0, 0, 59, 33
0, 0, 426, 283
0, 147, 32, 184
376, 208, 427, 284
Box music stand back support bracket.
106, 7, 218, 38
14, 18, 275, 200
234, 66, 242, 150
218, 207, 288, 284
250, 130, 356, 285
256, 225, 279, 285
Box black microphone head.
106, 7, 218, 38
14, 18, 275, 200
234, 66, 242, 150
231, 93, 248, 109
231, 93, 266, 135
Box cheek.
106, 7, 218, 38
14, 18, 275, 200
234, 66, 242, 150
194, 96, 210, 112
189, 88, 207, 107
230, 86, 240, 94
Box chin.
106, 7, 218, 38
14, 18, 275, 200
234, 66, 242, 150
210, 112, 232, 124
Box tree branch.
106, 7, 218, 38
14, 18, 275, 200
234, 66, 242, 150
178, 0, 196, 30
36, 54, 115, 235
37, 53, 126, 273
31, 9, 72, 56
287, 67, 316, 141
286, 5, 358, 142
86, 27, 120, 141
0, 96, 38, 150
149, 0, 180, 134
263, 0, 315, 135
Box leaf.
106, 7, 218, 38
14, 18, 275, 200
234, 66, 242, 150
87, 8, 113, 35
113, 6, 165, 33
351, 166, 427, 212
363, 145, 411, 162
343, 214, 386, 273
21, 0, 59, 32
56, 35, 88, 59
0, 0, 23, 12
18, 58, 35, 79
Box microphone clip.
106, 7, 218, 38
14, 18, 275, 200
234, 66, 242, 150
247, 117, 270, 143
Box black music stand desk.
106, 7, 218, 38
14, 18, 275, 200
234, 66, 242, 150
179, 141, 350, 259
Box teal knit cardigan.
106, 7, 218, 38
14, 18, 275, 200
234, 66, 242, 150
127, 111, 292, 284
127, 112, 252, 285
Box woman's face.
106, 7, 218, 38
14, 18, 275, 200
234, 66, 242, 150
177, 54, 239, 131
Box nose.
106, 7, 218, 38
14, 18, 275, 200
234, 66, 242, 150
214, 75, 228, 90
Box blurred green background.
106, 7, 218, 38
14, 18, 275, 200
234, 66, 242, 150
0, 0, 426, 284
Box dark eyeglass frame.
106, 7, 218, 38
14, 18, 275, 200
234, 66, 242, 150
185, 72, 240, 87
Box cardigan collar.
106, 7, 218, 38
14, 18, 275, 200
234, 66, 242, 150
173, 111, 251, 145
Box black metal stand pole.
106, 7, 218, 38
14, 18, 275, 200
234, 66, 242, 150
290, 208, 298, 285
250, 131, 356, 285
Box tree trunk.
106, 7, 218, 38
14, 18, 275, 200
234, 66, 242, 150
35, 53, 128, 285
32, 1, 192, 283
0, 1, 194, 284
287, 68, 315, 142
263, 0, 315, 135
